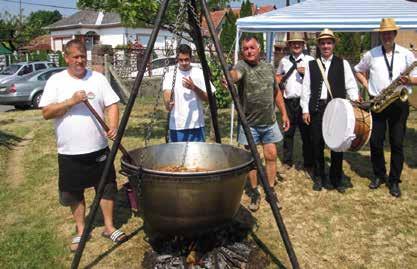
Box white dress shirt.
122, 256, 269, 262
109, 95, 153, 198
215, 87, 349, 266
301, 55, 359, 114
354, 44, 417, 97
277, 53, 314, 99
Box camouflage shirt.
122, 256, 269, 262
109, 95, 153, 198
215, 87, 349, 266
235, 60, 277, 126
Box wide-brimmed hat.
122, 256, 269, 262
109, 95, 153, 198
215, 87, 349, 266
316, 28, 337, 42
287, 32, 305, 43
374, 18, 400, 32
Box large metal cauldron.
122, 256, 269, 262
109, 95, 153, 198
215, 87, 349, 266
120, 142, 254, 236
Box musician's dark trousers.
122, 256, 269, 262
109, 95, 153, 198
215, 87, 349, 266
283, 97, 313, 168
370, 99, 409, 183
310, 100, 344, 184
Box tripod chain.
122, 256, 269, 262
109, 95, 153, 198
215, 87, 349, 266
134, 0, 189, 189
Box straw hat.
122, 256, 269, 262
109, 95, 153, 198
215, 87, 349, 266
287, 32, 305, 43
374, 18, 400, 32
317, 28, 337, 42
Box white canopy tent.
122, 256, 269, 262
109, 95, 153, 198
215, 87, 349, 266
227, 0, 417, 142
235, 0, 417, 63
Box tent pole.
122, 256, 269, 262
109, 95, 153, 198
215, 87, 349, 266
230, 30, 241, 143
266, 32, 274, 63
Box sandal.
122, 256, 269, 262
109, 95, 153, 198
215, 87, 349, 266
101, 229, 127, 244
70, 236, 81, 253
70, 234, 92, 253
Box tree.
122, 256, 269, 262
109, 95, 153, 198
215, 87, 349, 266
1, 10, 62, 48
239, 0, 264, 53
239, 0, 252, 18
20, 10, 62, 45
0, 12, 19, 42
334, 32, 362, 63
77, 0, 231, 36
219, 10, 236, 55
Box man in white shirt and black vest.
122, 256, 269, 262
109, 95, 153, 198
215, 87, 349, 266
355, 18, 417, 197
301, 29, 359, 193
276, 32, 314, 175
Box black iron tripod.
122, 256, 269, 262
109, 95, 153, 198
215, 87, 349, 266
71, 1, 300, 268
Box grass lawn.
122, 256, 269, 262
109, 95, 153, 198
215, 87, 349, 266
0, 99, 416, 269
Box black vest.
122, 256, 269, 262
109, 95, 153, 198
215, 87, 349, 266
308, 56, 346, 113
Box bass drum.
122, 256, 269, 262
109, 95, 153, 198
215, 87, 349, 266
322, 98, 372, 152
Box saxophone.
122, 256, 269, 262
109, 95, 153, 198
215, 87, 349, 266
371, 61, 417, 113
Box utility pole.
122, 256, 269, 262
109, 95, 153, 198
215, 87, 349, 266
19, 0, 22, 26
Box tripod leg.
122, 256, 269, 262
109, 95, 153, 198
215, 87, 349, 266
70, 1, 171, 268
187, 1, 221, 143
198, 0, 300, 268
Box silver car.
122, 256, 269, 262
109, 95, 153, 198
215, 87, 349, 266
0, 61, 56, 84
0, 67, 65, 109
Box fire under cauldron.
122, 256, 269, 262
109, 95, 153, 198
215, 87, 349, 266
120, 142, 254, 236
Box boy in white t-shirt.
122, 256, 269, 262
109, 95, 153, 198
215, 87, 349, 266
163, 44, 215, 142
39, 39, 126, 252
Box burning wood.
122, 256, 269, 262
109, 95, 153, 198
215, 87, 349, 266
142, 208, 270, 269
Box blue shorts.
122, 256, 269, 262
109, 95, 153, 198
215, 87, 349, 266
237, 122, 283, 145
169, 127, 205, 142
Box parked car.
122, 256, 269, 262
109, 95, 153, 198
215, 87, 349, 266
0, 61, 56, 84
130, 57, 201, 78
0, 67, 65, 109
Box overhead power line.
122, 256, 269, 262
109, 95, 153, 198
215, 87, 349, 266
0, 0, 78, 10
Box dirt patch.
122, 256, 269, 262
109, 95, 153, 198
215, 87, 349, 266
6, 131, 34, 188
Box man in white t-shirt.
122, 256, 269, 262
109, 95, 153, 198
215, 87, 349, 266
163, 44, 215, 142
354, 18, 417, 197
276, 32, 314, 174
39, 39, 126, 252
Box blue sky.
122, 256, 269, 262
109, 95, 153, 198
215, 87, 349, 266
0, 0, 300, 17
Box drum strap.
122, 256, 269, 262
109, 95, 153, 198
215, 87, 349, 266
316, 58, 334, 99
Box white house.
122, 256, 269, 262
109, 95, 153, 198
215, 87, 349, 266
46, 10, 180, 59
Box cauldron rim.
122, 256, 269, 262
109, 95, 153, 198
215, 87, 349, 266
120, 142, 254, 178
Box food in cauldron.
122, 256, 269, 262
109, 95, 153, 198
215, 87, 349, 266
158, 165, 209, 172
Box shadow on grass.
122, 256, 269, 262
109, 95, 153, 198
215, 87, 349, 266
90, 184, 136, 229
83, 225, 144, 269
344, 149, 374, 180
0, 130, 23, 149
342, 125, 417, 182
404, 126, 417, 168
250, 231, 287, 269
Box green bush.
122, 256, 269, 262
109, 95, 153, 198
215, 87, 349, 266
208, 57, 231, 109
57, 51, 66, 67
29, 51, 49, 61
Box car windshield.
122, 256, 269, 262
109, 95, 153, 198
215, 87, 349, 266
0, 64, 22, 75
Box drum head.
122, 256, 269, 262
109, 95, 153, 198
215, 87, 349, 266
322, 98, 356, 152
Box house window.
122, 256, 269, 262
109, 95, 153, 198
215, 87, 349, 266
136, 34, 150, 46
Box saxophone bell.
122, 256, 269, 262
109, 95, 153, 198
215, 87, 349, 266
399, 87, 408, 102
